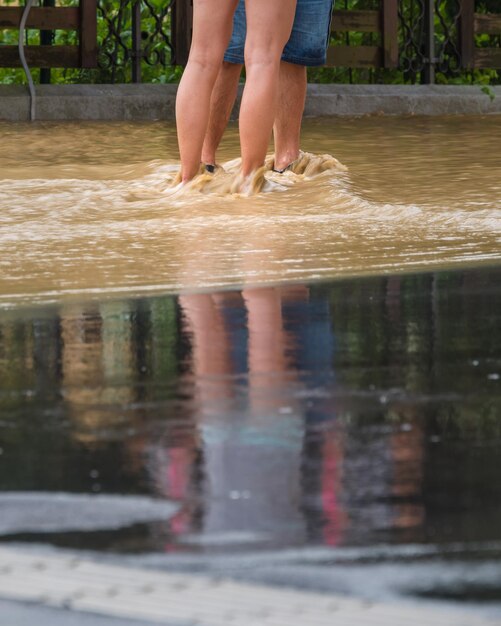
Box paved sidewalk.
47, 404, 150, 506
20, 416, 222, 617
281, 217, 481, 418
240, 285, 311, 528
0, 547, 500, 626
0, 598, 164, 626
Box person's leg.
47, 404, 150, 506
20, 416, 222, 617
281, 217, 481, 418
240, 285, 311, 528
201, 61, 243, 167
201, 0, 245, 168
200, 0, 331, 175
273, 0, 334, 171
273, 62, 307, 171
201, 59, 304, 170
239, 0, 297, 178
175, 0, 238, 182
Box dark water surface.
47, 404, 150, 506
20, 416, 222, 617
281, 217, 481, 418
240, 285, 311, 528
0, 267, 500, 609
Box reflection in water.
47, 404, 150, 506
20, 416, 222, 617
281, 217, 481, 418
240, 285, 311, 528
0, 267, 500, 555
0, 117, 500, 306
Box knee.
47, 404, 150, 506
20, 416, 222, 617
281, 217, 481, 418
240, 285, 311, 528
188, 46, 226, 72
244, 35, 285, 70
244, 47, 280, 72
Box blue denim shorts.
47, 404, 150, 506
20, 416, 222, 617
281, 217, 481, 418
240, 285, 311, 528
224, 0, 334, 67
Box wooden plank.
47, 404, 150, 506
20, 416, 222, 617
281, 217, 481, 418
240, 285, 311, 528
331, 10, 380, 33
0, 7, 79, 30
325, 45, 383, 68
474, 47, 501, 68
459, 0, 475, 68
474, 13, 501, 35
80, 0, 98, 68
172, 0, 193, 66
0, 45, 80, 68
382, 0, 398, 68
40, 0, 56, 84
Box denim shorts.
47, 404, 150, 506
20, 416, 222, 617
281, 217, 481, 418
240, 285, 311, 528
224, 0, 334, 67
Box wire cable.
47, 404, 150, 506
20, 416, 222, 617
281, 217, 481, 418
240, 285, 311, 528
18, 0, 36, 121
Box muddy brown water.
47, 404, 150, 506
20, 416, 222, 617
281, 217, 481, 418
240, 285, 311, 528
0, 116, 500, 612
0, 116, 500, 307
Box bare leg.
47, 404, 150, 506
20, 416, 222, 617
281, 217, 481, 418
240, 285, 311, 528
202, 59, 306, 170
201, 62, 243, 166
273, 62, 307, 171
175, 0, 238, 182
179, 294, 234, 402
243, 287, 288, 413
239, 0, 297, 178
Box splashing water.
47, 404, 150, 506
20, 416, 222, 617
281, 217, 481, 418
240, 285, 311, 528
0, 117, 500, 307
126, 151, 346, 200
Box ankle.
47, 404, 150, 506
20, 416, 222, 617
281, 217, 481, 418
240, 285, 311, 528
274, 149, 299, 172
181, 162, 203, 183
201, 150, 216, 167
242, 158, 265, 179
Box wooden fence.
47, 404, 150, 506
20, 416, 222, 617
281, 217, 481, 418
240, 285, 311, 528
173, 0, 500, 74
327, 0, 398, 69
460, 0, 501, 69
0, 0, 97, 68
0, 0, 499, 80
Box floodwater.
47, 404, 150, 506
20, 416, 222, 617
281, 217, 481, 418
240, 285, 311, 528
0, 116, 500, 307
0, 268, 501, 612
1, 115, 501, 614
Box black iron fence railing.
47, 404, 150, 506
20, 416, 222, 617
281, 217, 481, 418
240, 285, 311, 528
97, 0, 189, 83
325, 0, 500, 83
0, 0, 499, 84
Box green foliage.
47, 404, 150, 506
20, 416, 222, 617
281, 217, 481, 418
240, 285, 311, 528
310, 0, 501, 84
481, 84, 496, 100
1, 0, 500, 85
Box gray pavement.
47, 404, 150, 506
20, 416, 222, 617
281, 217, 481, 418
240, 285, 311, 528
1, 546, 500, 626
0, 599, 170, 626
1, 84, 500, 121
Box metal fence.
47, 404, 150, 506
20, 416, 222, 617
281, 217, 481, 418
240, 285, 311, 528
97, 0, 184, 83
397, 0, 501, 83
399, 0, 463, 83
321, 0, 500, 83
0, 0, 500, 84
98, 0, 501, 83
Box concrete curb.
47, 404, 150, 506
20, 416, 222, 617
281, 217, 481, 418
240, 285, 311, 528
304, 84, 501, 117
1, 547, 500, 626
0, 84, 500, 121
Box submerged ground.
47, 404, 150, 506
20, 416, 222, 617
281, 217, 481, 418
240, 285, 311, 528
0, 116, 500, 306
0, 116, 500, 623
1, 268, 501, 620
